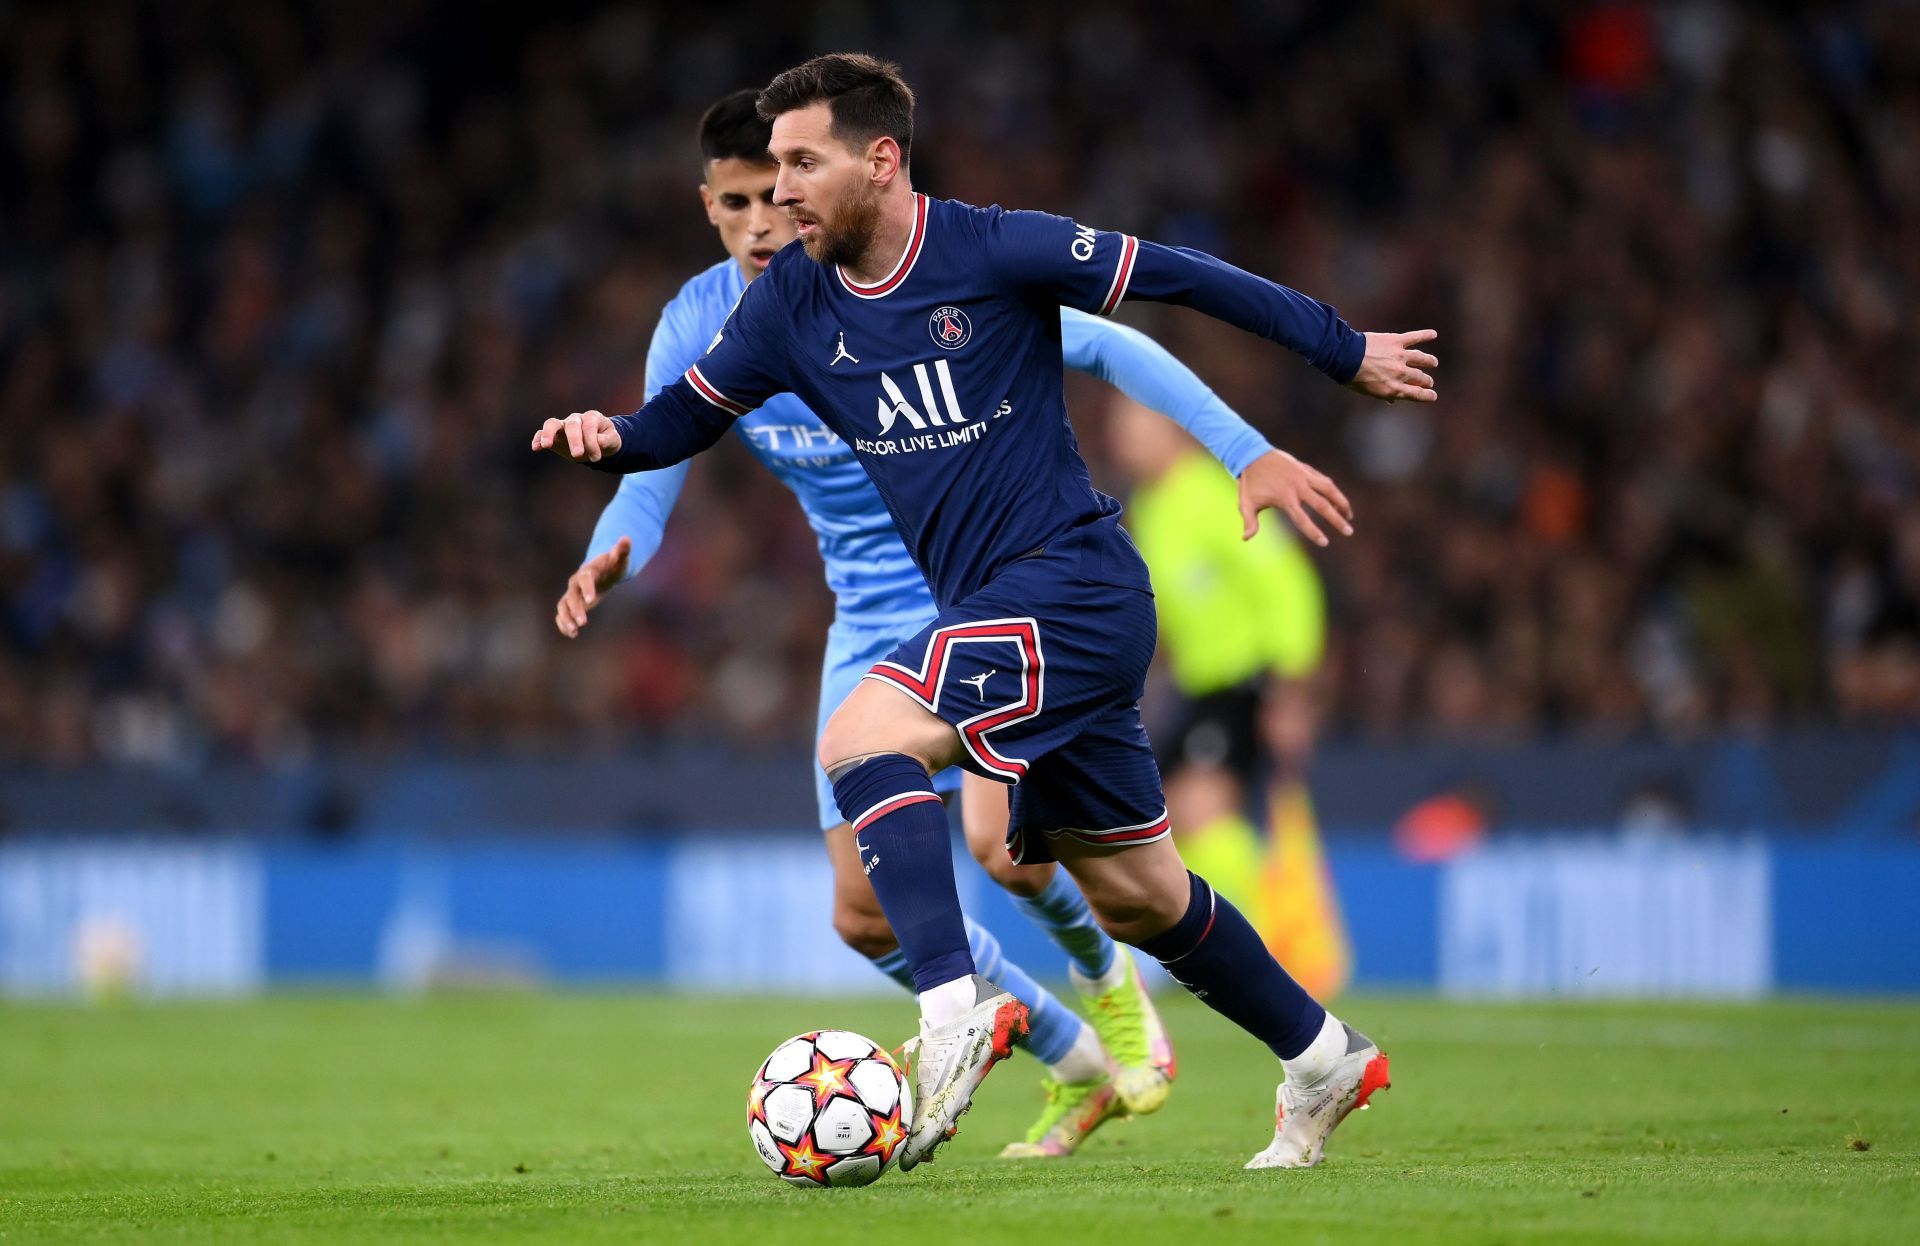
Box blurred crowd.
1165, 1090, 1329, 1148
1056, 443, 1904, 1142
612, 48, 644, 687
2, 0, 1917, 768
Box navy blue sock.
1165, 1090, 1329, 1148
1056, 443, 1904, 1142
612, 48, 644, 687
1135, 871, 1326, 1060
831, 754, 974, 993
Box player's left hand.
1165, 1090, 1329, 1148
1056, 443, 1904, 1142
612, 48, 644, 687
1347, 329, 1439, 403
532, 410, 623, 462
1238, 449, 1353, 547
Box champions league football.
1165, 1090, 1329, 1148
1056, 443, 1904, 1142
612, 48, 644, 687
748, 1031, 912, 1187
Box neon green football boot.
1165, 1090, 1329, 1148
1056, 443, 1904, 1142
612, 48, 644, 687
1073, 951, 1177, 1115
999, 1073, 1126, 1158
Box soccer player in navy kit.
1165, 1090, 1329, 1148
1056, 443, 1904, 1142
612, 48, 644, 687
560, 89, 1323, 1157
534, 55, 1439, 1171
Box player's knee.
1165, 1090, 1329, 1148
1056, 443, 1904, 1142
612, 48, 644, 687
831, 900, 898, 960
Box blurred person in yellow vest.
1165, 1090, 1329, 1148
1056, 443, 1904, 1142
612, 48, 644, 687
1107, 393, 1353, 999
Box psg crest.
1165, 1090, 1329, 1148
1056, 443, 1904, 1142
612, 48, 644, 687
928, 305, 972, 350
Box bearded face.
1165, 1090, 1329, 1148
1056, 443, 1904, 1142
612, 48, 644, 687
800, 176, 883, 267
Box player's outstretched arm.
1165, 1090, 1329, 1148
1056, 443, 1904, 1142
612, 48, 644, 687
1117, 240, 1442, 401
985, 210, 1439, 402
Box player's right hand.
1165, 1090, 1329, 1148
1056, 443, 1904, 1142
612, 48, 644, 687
532, 410, 623, 462
555, 536, 632, 638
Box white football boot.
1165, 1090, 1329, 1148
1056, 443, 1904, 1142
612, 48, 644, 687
897, 975, 1031, 1170
1244, 1022, 1391, 1170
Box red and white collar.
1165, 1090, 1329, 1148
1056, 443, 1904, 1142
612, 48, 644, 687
836, 193, 929, 299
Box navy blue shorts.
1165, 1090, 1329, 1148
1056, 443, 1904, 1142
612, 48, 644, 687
863, 520, 1171, 865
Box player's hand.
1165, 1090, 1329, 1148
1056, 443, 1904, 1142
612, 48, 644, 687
555, 536, 632, 638
1346, 330, 1439, 403
532, 410, 623, 462
1238, 449, 1353, 548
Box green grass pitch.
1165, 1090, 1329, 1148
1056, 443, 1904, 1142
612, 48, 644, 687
2, 993, 1914, 1244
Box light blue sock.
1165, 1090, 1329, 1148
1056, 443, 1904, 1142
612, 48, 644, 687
1012, 871, 1118, 981
965, 917, 1085, 1068
868, 947, 915, 992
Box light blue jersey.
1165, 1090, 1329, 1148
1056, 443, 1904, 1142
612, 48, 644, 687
586, 256, 1274, 635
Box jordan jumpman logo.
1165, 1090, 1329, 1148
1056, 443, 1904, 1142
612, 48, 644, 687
957, 671, 995, 701
830, 331, 859, 367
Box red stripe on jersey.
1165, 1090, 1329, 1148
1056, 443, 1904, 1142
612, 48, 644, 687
685, 365, 749, 416
1097, 234, 1139, 316
837, 194, 929, 299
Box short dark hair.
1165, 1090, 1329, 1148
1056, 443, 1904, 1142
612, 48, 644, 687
756, 53, 914, 166
699, 88, 775, 165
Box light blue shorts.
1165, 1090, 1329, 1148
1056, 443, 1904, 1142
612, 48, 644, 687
815, 613, 963, 831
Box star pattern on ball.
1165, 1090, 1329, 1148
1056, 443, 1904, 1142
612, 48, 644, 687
747, 1077, 772, 1124
778, 1134, 832, 1184
796, 1050, 857, 1110
863, 1102, 906, 1165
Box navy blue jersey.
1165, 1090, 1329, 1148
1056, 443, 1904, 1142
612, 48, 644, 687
593, 195, 1364, 609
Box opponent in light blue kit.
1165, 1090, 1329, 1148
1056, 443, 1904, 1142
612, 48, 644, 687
557, 91, 1263, 1157
539, 59, 1438, 1172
